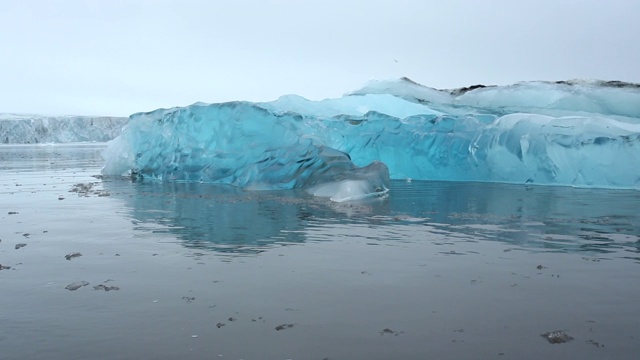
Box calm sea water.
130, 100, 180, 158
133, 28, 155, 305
1, 144, 639, 360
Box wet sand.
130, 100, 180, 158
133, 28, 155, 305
1, 144, 639, 360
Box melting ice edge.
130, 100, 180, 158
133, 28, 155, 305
102, 78, 640, 201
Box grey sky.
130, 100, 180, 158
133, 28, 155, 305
1, 0, 639, 116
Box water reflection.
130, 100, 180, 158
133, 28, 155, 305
102, 176, 640, 261
386, 181, 640, 258
101, 179, 386, 254
0, 144, 105, 172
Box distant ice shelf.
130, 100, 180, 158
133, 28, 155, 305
0, 114, 128, 144
93, 77, 639, 199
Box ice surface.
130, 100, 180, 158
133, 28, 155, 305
0, 114, 128, 144
102, 102, 391, 201
102, 78, 640, 199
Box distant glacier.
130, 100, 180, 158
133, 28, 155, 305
0, 114, 128, 144
99, 78, 640, 200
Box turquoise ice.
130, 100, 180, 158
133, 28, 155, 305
102, 78, 640, 200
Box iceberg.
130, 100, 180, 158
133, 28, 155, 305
102, 78, 640, 200
102, 102, 391, 201
0, 114, 128, 144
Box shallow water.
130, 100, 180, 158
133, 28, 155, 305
1, 144, 639, 360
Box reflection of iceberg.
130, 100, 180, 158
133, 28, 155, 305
101, 176, 640, 259
101, 179, 377, 254
103, 78, 640, 195
103, 181, 299, 253
384, 180, 640, 256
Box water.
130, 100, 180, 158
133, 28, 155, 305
1, 144, 639, 360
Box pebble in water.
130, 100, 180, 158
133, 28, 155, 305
69, 182, 95, 196
93, 284, 120, 291
586, 339, 604, 348
65, 252, 82, 260
65, 281, 90, 291
275, 324, 295, 331
380, 328, 404, 336
541, 330, 574, 344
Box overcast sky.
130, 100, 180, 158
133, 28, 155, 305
1, 0, 639, 116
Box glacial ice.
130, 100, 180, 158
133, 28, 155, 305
0, 114, 128, 144
102, 78, 640, 200
102, 102, 391, 201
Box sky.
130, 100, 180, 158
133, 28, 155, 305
1, 0, 639, 117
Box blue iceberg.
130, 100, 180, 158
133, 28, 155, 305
102, 78, 640, 200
